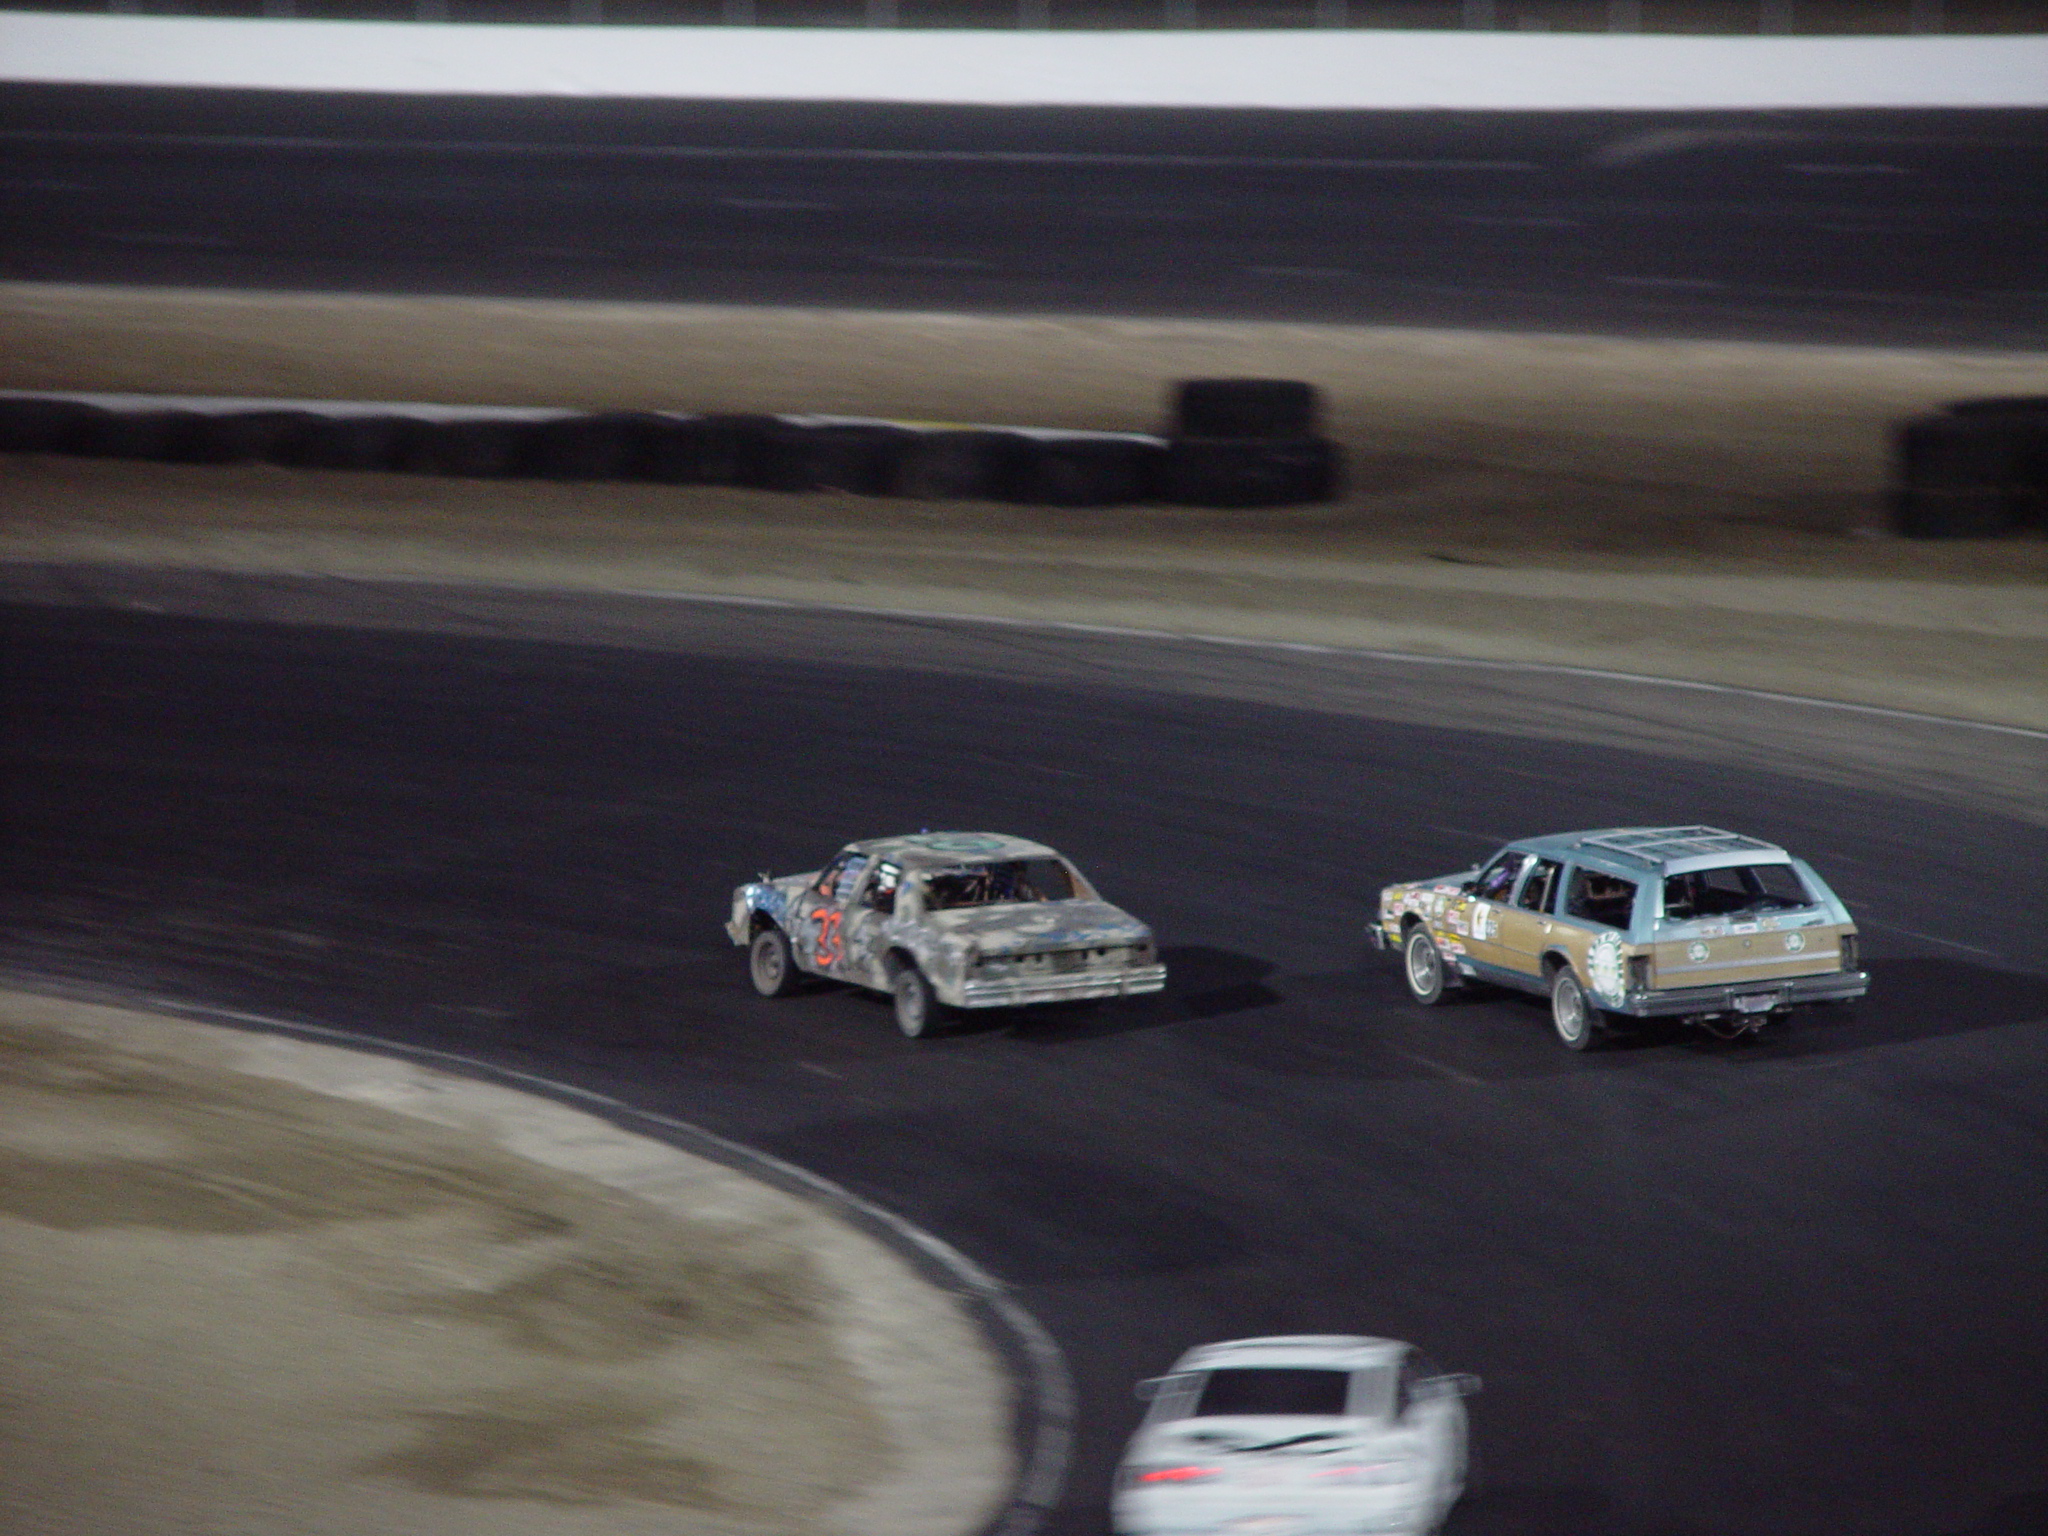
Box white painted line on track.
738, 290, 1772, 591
0, 131, 1543, 174
587, 584, 2048, 742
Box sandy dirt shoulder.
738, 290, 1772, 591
0, 989, 1012, 1536
4, 283, 2045, 730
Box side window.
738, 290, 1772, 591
811, 853, 853, 898
1393, 1349, 1424, 1420
831, 854, 870, 904
1564, 866, 1639, 930
1472, 852, 1527, 902
861, 862, 901, 914
1516, 858, 1563, 913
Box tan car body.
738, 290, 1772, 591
1370, 826, 1869, 1038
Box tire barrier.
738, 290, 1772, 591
1892, 400, 2048, 538
889, 429, 1035, 502
182, 409, 323, 465
528, 410, 666, 482
642, 413, 780, 488
0, 389, 1343, 510
1018, 434, 1165, 507
757, 420, 915, 496
398, 416, 533, 479
282, 413, 419, 473
1160, 435, 1339, 508
1172, 378, 1321, 440
0, 395, 103, 454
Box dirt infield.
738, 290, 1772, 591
0, 991, 1011, 1536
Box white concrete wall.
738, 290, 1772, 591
3, 11, 2045, 110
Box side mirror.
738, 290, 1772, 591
1134, 1377, 1167, 1402
756, 871, 771, 884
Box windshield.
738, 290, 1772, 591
1664, 862, 1814, 919
1189, 1367, 1355, 1418
923, 858, 1076, 910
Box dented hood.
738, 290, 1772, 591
921, 899, 1149, 954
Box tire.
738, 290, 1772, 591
528, 411, 664, 481
749, 927, 800, 998
757, 421, 913, 495
78, 407, 207, 461
890, 960, 944, 1038
183, 409, 320, 465
889, 429, 1033, 500
643, 414, 777, 487
1014, 435, 1163, 507
1946, 396, 2048, 418
285, 414, 418, 472
1403, 927, 1450, 1006
1160, 436, 1339, 507
1890, 414, 2032, 536
1549, 966, 1600, 1051
401, 417, 533, 479
0, 396, 101, 454
1172, 379, 1321, 440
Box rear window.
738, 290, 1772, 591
923, 858, 1075, 910
1190, 1368, 1352, 1418
1664, 862, 1814, 918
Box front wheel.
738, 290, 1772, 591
749, 927, 800, 997
1404, 927, 1450, 1005
1550, 967, 1600, 1051
891, 962, 946, 1038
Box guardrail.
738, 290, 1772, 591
4, 0, 2040, 30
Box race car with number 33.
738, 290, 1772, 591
728, 832, 1166, 1036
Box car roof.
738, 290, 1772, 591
847, 832, 1064, 870
1510, 826, 1790, 878
1167, 1335, 1407, 1373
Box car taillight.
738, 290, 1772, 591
1841, 934, 1859, 972
1131, 1464, 1222, 1486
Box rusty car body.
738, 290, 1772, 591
1369, 826, 1869, 1048
728, 831, 1166, 1036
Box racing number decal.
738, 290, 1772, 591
813, 908, 844, 969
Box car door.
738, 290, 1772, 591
792, 851, 867, 977
1494, 856, 1565, 986
1394, 1349, 1466, 1519
1452, 849, 1531, 978
838, 859, 902, 991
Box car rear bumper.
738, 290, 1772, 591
956, 965, 1168, 1008
1621, 969, 1870, 1017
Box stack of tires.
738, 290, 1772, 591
1161, 379, 1339, 508
1891, 397, 2048, 538
0, 386, 1343, 510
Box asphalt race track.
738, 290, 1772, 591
3, 585, 2044, 1536
3, 87, 2046, 348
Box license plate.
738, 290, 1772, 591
1734, 993, 1777, 1013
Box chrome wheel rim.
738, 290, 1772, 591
1553, 979, 1586, 1041
895, 974, 925, 1034
751, 936, 783, 991
1405, 933, 1440, 996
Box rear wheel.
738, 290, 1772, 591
891, 961, 944, 1038
749, 927, 800, 997
1550, 967, 1600, 1051
1403, 927, 1450, 1005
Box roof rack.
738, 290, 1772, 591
1577, 827, 1780, 864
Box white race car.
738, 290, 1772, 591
1112, 1335, 1479, 1536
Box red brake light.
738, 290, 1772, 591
1138, 1465, 1222, 1484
